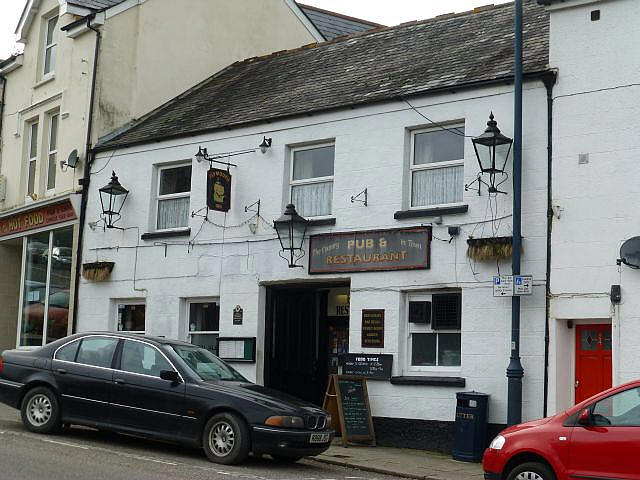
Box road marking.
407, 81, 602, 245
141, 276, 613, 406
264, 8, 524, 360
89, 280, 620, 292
41, 438, 90, 450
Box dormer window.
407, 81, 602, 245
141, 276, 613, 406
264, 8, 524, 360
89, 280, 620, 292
43, 15, 58, 76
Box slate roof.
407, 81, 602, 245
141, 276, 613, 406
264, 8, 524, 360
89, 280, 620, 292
298, 3, 383, 40
98, 2, 550, 151
67, 0, 127, 10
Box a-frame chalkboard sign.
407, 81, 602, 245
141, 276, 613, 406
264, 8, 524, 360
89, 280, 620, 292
323, 374, 376, 447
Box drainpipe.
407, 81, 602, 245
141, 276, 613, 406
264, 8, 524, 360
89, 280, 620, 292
72, 15, 101, 333
507, 0, 524, 427
542, 71, 557, 418
0, 74, 6, 169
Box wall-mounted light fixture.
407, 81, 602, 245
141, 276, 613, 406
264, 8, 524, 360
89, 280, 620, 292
99, 171, 129, 229
466, 113, 513, 195
273, 203, 308, 268
259, 136, 272, 154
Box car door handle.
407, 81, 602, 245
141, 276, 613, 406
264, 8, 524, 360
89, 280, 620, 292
57, 369, 67, 375
114, 378, 126, 385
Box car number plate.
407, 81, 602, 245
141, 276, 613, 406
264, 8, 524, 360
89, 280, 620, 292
309, 433, 330, 444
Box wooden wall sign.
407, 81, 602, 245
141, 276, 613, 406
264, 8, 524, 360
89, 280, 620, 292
361, 309, 384, 348
207, 168, 232, 212
0, 200, 76, 239
323, 375, 376, 447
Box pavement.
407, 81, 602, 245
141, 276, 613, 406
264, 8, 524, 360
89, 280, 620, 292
312, 441, 484, 480
0, 402, 481, 480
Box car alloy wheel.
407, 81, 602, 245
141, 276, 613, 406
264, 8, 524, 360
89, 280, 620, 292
26, 394, 53, 427
515, 473, 543, 480
209, 421, 236, 457
507, 462, 555, 480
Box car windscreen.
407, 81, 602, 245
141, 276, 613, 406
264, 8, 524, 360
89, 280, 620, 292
171, 345, 247, 382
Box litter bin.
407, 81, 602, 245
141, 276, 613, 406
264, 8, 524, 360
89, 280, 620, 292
452, 391, 489, 462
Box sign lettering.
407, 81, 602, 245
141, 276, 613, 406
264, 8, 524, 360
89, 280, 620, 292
0, 201, 76, 239
207, 168, 232, 212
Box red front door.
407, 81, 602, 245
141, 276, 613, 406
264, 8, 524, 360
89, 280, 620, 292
575, 324, 612, 404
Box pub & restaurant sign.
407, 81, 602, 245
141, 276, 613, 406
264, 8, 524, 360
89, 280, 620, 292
309, 227, 431, 274
0, 201, 76, 239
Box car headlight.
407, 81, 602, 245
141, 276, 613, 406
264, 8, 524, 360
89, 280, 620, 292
265, 415, 305, 428
489, 434, 506, 450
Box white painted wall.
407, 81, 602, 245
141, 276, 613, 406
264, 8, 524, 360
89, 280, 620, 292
546, 0, 640, 414
78, 82, 549, 425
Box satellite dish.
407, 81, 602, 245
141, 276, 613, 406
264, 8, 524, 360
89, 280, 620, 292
66, 149, 79, 168
620, 236, 640, 268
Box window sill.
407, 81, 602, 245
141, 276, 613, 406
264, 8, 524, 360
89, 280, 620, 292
390, 376, 465, 387
34, 74, 55, 89
394, 204, 468, 220
141, 228, 191, 241
307, 217, 336, 227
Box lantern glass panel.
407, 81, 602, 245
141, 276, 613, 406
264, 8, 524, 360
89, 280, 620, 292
274, 221, 293, 251
495, 142, 512, 172
291, 220, 306, 251
474, 141, 494, 173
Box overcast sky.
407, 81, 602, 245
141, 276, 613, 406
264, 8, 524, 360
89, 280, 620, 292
0, 0, 512, 59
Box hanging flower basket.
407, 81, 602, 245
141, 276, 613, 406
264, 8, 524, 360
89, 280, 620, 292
82, 262, 115, 281
466, 236, 514, 261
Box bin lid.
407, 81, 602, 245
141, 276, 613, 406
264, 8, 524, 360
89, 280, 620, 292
456, 391, 490, 398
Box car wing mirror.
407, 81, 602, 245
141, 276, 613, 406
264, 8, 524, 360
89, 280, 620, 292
160, 370, 181, 383
577, 408, 592, 426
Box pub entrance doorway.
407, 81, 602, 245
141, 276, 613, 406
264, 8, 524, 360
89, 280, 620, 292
264, 283, 350, 406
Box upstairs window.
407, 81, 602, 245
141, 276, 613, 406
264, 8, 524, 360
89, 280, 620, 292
410, 126, 465, 207
290, 144, 334, 217
46, 113, 59, 191
43, 15, 58, 76
27, 122, 38, 197
408, 292, 462, 368
156, 165, 191, 230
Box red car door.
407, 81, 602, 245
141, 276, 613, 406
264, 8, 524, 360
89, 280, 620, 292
569, 386, 640, 479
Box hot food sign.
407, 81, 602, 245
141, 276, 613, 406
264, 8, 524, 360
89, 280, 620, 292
0, 201, 76, 239
309, 227, 431, 274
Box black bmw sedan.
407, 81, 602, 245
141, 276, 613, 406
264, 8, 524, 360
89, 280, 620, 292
0, 332, 333, 464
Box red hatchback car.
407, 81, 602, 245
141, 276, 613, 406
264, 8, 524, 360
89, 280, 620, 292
483, 380, 640, 480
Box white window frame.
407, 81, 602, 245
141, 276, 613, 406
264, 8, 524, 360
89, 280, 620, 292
115, 301, 146, 334
155, 163, 192, 232
405, 292, 462, 374
46, 112, 59, 194
42, 14, 58, 77
187, 299, 220, 352
26, 121, 39, 200
289, 142, 335, 218
409, 124, 465, 209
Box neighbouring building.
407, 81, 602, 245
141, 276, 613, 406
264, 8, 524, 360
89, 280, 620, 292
0, 0, 375, 352
538, 0, 640, 414
78, 3, 553, 450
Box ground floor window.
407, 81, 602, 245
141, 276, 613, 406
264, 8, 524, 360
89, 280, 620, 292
117, 303, 146, 333
188, 301, 220, 354
407, 291, 461, 368
19, 226, 73, 347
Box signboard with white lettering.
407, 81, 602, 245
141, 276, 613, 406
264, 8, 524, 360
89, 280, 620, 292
342, 354, 393, 380
514, 275, 533, 295
309, 227, 431, 274
493, 275, 514, 297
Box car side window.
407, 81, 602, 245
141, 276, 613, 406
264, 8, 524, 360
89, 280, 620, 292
55, 340, 80, 362
120, 340, 172, 378
592, 387, 640, 426
76, 337, 119, 369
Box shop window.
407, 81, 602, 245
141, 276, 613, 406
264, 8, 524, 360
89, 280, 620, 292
26, 121, 38, 198
117, 303, 146, 333
19, 227, 73, 347
407, 292, 461, 368
76, 337, 118, 369
410, 126, 465, 208
290, 143, 334, 217
120, 340, 173, 377
46, 112, 59, 191
42, 14, 58, 77
156, 164, 191, 230
188, 301, 220, 355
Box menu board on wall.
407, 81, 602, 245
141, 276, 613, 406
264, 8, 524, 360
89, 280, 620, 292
361, 309, 384, 348
343, 354, 392, 380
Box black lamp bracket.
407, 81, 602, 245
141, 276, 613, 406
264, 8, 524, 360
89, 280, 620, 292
465, 172, 509, 196
244, 199, 261, 215
350, 188, 368, 206
279, 247, 306, 268
191, 205, 209, 220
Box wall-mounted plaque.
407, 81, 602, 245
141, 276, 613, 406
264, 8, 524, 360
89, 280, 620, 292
217, 337, 256, 362
233, 305, 243, 325
309, 227, 431, 274
361, 309, 384, 348
207, 168, 232, 212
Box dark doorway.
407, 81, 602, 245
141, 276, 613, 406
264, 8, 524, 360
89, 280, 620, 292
265, 283, 349, 405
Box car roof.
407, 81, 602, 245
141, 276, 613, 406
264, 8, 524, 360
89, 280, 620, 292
73, 332, 193, 348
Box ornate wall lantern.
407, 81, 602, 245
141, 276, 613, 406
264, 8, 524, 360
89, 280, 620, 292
99, 171, 129, 229
468, 113, 513, 194
274, 203, 308, 268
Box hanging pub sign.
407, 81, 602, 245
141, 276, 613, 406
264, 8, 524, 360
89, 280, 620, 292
309, 227, 431, 274
207, 168, 232, 212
